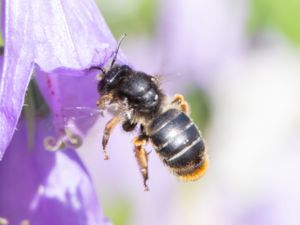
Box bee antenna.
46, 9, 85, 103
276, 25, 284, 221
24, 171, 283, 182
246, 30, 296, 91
89, 66, 106, 80
89, 66, 106, 74
110, 33, 127, 68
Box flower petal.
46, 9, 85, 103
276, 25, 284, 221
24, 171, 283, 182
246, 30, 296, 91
0, 0, 128, 159
0, 50, 34, 160
0, 116, 109, 225
34, 68, 100, 135
10, 0, 126, 72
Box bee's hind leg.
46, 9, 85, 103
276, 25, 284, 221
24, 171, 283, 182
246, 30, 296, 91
171, 94, 190, 115
133, 134, 150, 191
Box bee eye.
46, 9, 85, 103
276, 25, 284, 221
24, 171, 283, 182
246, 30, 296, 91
96, 73, 104, 81
97, 79, 105, 93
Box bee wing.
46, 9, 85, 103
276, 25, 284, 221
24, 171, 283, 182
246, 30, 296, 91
61, 106, 104, 122
42, 106, 103, 135
43, 106, 105, 151
58, 106, 105, 132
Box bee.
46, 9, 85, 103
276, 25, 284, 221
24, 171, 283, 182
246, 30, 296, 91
94, 35, 208, 191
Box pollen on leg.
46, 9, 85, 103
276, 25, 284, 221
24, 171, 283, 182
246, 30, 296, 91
177, 154, 208, 181
133, 137, 147, 146
171, 94, 190, 114
172, 94, 184, 104
133, 135, 150, 191
180, 102, 190, 115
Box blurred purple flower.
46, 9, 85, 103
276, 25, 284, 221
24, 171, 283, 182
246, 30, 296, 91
0, 0, 127, 223
0, 115, 111, 225
159, 0, 248, 86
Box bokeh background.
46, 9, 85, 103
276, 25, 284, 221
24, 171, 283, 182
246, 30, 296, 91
78, 0, 300, 225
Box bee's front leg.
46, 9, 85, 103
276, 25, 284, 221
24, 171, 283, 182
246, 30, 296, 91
102, 115, 122, 160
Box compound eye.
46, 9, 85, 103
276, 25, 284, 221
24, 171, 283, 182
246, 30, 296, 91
120, 64, 131, 71
97, 79, 105, 93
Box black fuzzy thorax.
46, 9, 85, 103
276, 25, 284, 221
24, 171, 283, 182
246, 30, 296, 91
118, 71, 164, 118
99, 65, 165, 119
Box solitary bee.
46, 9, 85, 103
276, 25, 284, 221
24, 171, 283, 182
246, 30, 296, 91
94, 36, 208, 191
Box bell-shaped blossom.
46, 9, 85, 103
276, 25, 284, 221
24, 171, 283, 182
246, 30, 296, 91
0, 114, 112, 225
0, 0, 127, 224
0, 0, 127, 159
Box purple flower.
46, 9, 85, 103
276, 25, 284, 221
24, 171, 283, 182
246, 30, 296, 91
159, 0, 247, 86
0, 115, 111, 225
0, 0, 127, 223
0, 0, 127, 158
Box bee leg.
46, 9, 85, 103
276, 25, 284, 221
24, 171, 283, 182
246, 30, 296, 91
171, 94, 190, 115
133, 135, 150, 191
102, 115, 122, 160
122, 120, 137, 132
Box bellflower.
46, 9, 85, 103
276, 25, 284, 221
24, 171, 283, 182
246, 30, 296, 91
0, 0, 127, 158
0, 113, 111, 225
0, 0, 126, 224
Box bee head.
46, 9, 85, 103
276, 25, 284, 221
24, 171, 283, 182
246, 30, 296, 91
96, 34, 129, 94
97, 64, 131, 94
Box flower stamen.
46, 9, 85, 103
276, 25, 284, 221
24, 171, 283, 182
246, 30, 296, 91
43, 127, 83, 151
43, 136, 66, 151
64, 127, 83, 148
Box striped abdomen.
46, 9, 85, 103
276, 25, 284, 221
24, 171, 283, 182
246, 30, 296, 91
149, 108, 207, 180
